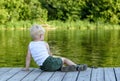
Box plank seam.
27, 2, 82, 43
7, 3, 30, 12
113, 68, 118, 81
61, 72, 67, 81
90, 68, 93, 81
6, 69, 22, 81
75, 71, 80, 81
20, 69, 35, 81
103, 68, 105, 81
33, 70, 44, 81
48, 72, 56, 81
0, 68, 12, 76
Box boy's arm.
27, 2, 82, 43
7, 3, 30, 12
23, 48, 31, 71
46, 43, 52, 56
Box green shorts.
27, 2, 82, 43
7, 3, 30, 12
40, 56, 63, 71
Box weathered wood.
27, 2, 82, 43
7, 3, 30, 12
7, 68, 33, 81
62, 71, 79, 81
49, 71, 66, 81
104, 68, 116, 81
0, 68, 21, 81
0, 67, 119, 81
0, 68, 11, 71
77, 68, 92, 81
91, 68, 104, 81
35, 72, 54, 81
21, 68, 42, 81
0, 68, 11, 76
114, 68, 120, 81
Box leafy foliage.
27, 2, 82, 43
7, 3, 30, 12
0, 0, 120, 24
40, 0, 120, 24
0, 0, 47, 24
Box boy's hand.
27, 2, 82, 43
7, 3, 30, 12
22, 68, 29, 71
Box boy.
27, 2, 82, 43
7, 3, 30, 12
23, 24, 87, 71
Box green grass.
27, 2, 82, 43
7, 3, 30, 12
0, 20, 33, 29
0, 20, 120, 30
47, 20, 120, 30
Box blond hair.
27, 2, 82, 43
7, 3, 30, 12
30, 24, 45, 39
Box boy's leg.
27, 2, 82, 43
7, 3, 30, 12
61, 57, 76, 66
60, 57, 87, 72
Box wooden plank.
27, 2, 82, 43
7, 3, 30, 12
7, 68, 33, 81
0, 68, 11, 75
114, 68, 120, 81
35, 72, 54, 81
49, 71, 66, 81
0, 67, 118, 81
21, 68, 42, 81
0, 68, 11, 71
91, 68, 104, 81
77, 68, 92, 81
0, 68, 21, 81
62, 71, 78, 81
104, 68, 116, 81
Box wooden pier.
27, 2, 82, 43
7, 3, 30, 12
0, 67, 120, 81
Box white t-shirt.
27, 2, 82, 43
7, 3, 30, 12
29, 41, 49, 66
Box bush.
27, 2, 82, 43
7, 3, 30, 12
0, 0, 47, 24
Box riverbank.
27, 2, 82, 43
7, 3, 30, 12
0, 20, 120, 30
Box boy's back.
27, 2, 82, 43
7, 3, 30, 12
29, 41, 49, 66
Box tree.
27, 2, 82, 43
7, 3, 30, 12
40, 0, 120, 24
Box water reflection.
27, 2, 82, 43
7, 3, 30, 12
0, 29, 120, 67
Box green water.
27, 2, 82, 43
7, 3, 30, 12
0, 29, 120, 67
